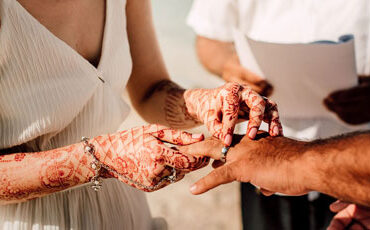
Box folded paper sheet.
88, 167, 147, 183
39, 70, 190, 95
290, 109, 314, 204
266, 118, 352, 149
233, 29, 358, 118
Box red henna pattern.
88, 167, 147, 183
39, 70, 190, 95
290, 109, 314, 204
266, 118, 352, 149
0, 143, 96, 203
90, 124, 209, 192
14, 153, 26, 162
178, 82, 283, 142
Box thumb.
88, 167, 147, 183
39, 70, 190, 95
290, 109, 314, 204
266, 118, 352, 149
190, 164, 236, 195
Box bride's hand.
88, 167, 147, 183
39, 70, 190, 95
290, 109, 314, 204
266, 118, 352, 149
184, 82, 283, 146
90, 124, 209, 192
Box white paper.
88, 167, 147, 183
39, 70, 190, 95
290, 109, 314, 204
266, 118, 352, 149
233, 29, 358, 118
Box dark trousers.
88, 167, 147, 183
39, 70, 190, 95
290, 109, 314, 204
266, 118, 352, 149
241, 183, 336, 230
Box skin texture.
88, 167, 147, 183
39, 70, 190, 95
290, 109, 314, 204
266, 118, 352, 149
179, 132, 370, 207
0, 125, 208, 204
324, 77, 370, 125
328, 201, 370, 230
16, 0, 106, 67
196, 36, 273, 96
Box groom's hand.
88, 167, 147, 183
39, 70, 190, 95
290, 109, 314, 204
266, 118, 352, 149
179, 132, 312, 195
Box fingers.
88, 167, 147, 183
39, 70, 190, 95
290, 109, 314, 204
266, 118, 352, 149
220, 89, 240, 146
177, 137, 224, 160
206, 119, 224, 144
160, 144, 210, 171
323, 100, 370, 125
325, 84, 370, 103
327, 204, 357, 230
264, 98, 283, 137
211, 83, 241, 146
146, 168, 186, 192
330, 200, 351, 212
240, 87, 266, 139
190, 164, 237, 195
150, 125, 204, 145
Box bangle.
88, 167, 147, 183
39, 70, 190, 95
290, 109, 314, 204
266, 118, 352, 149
81, 137, 178, 191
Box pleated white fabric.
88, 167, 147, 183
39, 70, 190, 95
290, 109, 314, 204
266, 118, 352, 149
0, 179, 154, 230
0, 0, 164, 229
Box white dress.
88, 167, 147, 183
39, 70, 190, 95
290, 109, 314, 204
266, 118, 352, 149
0, 0, 162, 229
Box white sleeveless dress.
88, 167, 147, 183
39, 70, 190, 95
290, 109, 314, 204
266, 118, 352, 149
0, 0, 161, 229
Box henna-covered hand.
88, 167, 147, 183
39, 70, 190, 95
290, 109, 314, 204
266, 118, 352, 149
145, 80, 281, 146
0, 125, 208, 204
183, 82, 283, 146
91, 124, 209, 192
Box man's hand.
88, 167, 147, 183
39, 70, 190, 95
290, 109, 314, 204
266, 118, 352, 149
223, 54, 273, 97
328, 200, 370, 230
179, 133, 310, 195
324, 77, 370, 125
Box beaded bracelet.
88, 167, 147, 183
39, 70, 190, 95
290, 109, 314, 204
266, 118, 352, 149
81, 137, 178, 191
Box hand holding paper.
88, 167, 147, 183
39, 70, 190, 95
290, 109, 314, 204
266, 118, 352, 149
233, 29, 358, 120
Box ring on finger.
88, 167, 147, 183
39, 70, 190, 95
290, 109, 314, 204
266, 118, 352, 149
220, 146, 230, 163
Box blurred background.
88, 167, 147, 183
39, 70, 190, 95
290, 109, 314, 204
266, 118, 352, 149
120, 0, 242, 229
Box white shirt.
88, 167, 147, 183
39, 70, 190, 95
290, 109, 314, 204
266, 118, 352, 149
188, 0, 370, 75
188, 0, 370, 140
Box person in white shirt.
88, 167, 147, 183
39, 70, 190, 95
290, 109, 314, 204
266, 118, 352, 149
187, 1, 370, 229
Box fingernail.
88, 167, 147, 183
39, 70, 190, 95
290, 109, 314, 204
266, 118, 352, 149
192, 133, 203, 139
248, 128, 257, 139
273, 126, 279, 136
190, 184, 198, 194
224, 134, 232, 146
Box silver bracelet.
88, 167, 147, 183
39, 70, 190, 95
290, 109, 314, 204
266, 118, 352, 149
82, 137, 103, 191
81, 137, 178, 192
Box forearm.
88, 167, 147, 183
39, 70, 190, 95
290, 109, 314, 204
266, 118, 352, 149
304, 132, 370, 206
196, 36, 235, 76
125, 0, 200, 129
135, 80, 202, 129
0, 142, 95, 204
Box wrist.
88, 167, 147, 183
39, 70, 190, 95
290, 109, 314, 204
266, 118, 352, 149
297, 142, 326, 194
183, 89, 203, 123
264, 137, 314, 194
86, 136, 115, 179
